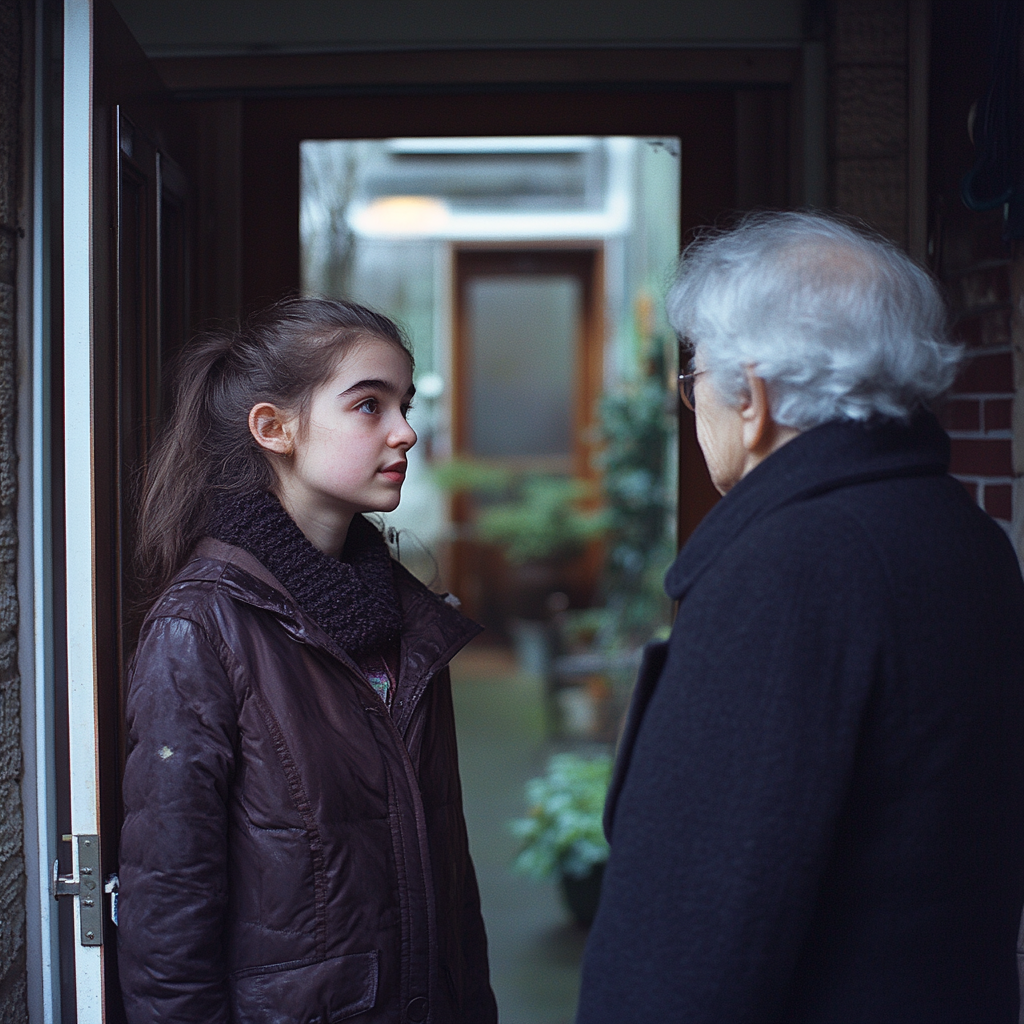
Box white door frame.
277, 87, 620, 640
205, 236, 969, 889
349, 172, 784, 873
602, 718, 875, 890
62, 0, 106, 1017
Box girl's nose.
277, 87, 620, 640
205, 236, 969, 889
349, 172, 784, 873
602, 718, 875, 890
390, 416, 417, 450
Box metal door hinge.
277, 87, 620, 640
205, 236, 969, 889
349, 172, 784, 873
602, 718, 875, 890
52, 834, 103, 946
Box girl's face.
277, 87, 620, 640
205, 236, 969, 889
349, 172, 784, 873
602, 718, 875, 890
265, 337, 417, 547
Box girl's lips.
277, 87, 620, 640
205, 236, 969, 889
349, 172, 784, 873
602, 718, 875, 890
380, 463, 407, 482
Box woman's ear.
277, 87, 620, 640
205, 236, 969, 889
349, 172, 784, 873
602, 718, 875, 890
249, 403, 295, 456
739, 369, 772, 455
740, 368, 801, 463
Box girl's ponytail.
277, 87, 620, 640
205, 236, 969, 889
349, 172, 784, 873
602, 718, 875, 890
135, 330, 243, 600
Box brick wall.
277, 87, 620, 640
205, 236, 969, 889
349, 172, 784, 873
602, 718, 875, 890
939, 249, 1017, 525
831, 0, 1023, 546
925, 2, 1022, 543
1011, 258, 1024, 557
0, 0, 25, 1020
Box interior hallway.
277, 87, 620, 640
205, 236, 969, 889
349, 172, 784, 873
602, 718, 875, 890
450, 644, 589, 1024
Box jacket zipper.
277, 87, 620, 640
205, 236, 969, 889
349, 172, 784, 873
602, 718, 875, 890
369, 698, 440, 1019
260, 596, 471, 1018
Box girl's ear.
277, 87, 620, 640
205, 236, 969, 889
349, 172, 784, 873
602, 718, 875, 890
249, 403, 295, 456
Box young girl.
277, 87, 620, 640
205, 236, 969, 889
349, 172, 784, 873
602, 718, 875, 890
117, 298, 497, 1024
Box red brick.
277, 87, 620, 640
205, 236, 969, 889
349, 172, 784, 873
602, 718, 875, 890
984, 484, 1013, 522
937, 398, 980, 432
983, 398, 1013, 432
952, 352, 1013, 394
949, 437, 1013, 476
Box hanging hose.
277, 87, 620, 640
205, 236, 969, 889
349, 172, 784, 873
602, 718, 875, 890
961, 2, 1023, 237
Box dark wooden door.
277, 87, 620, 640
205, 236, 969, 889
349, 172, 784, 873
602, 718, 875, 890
62, 3, 194, 1019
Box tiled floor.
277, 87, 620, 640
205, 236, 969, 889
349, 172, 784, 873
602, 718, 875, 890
450, 643, 588, 1024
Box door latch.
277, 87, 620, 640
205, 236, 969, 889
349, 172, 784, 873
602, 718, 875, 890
52, 834, 103, 946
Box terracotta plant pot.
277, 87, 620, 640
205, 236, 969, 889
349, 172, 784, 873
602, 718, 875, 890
559, 861, 605, 928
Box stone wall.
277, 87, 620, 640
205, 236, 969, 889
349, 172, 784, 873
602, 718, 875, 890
0, 0, 25, 1021
829, 0, 909, 246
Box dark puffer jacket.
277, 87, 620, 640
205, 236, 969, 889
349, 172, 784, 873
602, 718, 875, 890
118, 538, 497, 1024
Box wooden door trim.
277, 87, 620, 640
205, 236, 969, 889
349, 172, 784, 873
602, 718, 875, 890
155, 46, 801, 97
452, 246, 602, 478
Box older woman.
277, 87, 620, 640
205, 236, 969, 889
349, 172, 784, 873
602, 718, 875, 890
576, 212, 1024, 1024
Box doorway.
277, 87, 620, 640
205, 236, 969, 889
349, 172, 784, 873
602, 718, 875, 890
297, 133, 678, 1019
451, 246, 603, 628
55, 7, 799, 1016
298, 134, 681, 631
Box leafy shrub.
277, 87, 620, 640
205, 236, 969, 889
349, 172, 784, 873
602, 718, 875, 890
432, 459, 607, 564
509, 752, 612, 881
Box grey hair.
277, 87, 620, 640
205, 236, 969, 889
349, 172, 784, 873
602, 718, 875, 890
666, 211, 963, 429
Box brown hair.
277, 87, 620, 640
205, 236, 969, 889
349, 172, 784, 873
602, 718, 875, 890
136, 296, 413, 600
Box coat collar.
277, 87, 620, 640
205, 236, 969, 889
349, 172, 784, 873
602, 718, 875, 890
665, 412, 951, 602
181, 538, 481, 711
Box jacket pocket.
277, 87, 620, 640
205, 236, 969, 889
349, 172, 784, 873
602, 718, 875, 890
230, 950, 378, 1023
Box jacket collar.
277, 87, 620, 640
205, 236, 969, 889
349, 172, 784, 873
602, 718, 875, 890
665, 412, 951, 602
206, 495, 403, 656
184, 538, 481, 704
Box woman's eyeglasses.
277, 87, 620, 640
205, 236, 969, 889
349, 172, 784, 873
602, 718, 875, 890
677, 369, 706, 412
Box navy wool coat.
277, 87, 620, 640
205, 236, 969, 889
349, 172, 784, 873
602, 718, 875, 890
577, 413, 1024, 1024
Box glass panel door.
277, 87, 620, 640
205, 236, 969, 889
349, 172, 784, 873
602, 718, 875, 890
466, 274, 580, 460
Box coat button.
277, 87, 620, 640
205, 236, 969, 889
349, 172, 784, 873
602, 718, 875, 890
406, 996, 428, 1021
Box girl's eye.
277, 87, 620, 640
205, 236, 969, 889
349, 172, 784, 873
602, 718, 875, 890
356, 397, 379, 414
401, 401, 414, 418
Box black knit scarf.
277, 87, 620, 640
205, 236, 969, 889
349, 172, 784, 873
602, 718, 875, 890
206, 490, 402, 656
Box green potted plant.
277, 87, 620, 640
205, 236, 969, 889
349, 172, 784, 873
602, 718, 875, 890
592, 337, 675, 649
432, 459, 608, 567
543, 340, 675, 736
432, 459, 608, 650
509, 751, 612, 927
